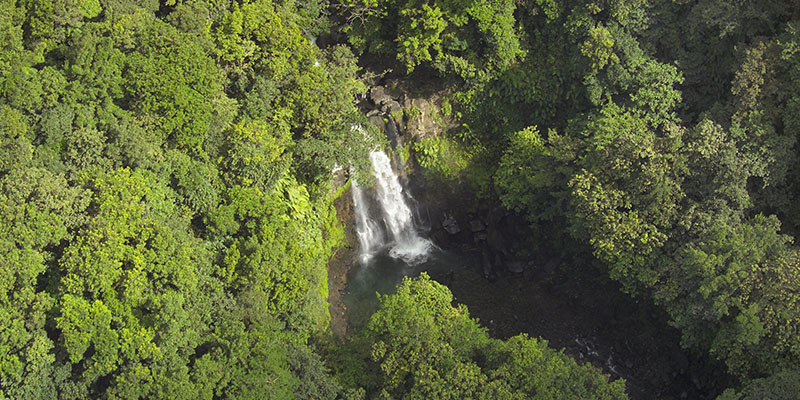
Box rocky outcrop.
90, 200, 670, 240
369, 86, 403, 114
442, 212, 461, 235
360, 79, 526, 282
365, 81, 458, 143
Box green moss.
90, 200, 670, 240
404, 105, 421, 122
441, 97, 452, 117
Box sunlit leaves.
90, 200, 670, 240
580, 23, 617, 71
124, 20, 220, 150
212, 177, 341, 333
397, 4, 447, 73
351, 274, 627, 399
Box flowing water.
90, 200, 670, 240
352, 150, 433, 265
351, 181, 384, 263
345, 141, 445, 331
340, 136, 708, 399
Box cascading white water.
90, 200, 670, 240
351, 149, 433, 265
369, 151, 433, 264
351, 181, 385, 262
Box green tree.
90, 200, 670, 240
343, 274, 627, 399
717, 369, 800, 400
495, 125, 578, 226
124, 19, 221, 151
56, 168, 216, 397
397, 4, 447, 73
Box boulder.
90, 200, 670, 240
367, 115, 385, 132
508, 260, 525, 274
369, 86, 404, 113
369, 86, 392, 106
442, 212, 461, 235
379, 99, 403, 114
469, 219, 486, 232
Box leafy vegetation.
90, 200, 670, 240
376, 0, 800, 395
0, 0, 625, 399
333, 274, 626, 399
4, 0, 800, 398
0, 0, 365, 398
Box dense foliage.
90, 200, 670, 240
334, 274, 627, 399
341, 0, 800, 394
0, 0, 366, 398
5, 0, 800, 397
0, 0, 626, 399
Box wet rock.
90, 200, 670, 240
442, 212, 461, 235
508, 260, 525, 274
368, 115, 385, 131
369, 86, 392, 105
384, 117, 399, 149
385, 114, 401, 136
443, 270, 455, 285
481, 247, 497, 282
469, 219, 486, 232
380, 99, 403, 114
474, 232, 488, 242
432, 229, 449, 246
487, 223, 509, 258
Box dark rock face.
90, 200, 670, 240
481, 247, 497, 282
384, 115, 402, 150
469, 219, 486, 232
368, 115, 385, 132
507, 260, 525, 274
442, 212, 461, 235
369, 86, 391, 105
384, 118, 399, 149
381, 99, 403, 114
369, 86, 403, 114
487, 222, 509, 257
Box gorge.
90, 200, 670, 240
331, 92, 730, 400
3, 1, 797, 398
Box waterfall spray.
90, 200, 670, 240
351, 148, 433, 265
351, 180, 385, 263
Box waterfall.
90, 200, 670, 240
352, 180, 384, 262
351, 150, 433, 265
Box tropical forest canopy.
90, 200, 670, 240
0, 0, 799, 399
